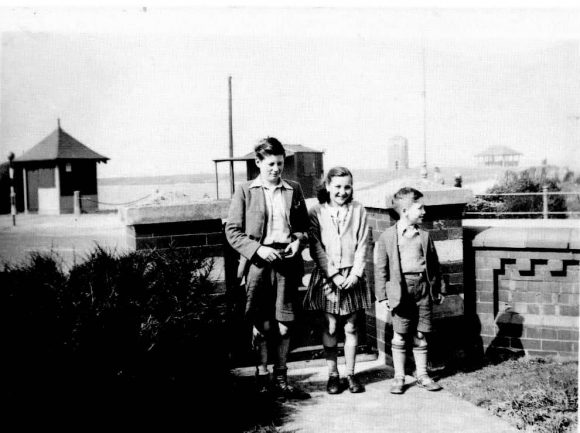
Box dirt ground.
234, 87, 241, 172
0, 212, 127, 270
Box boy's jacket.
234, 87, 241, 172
225, 178, 309, 280
373, 223, 442, 310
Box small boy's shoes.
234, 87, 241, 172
326, 375, 341, 394
346, 375, 365, 393
390, 376, 405, 394
416, 375, 442, 391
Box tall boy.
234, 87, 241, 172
225, 137, 310, 400
373, 187, 444, 394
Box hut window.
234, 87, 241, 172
65, 163, 72, 172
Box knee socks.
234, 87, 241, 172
391, 339, 406, 379
413, 344, 428, 378
275, 333, 290, 371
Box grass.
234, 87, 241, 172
439, 357, 578, 433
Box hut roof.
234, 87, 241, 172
213, 144, 323, 162
15, 125, 109, 163
475, 145, 523, 157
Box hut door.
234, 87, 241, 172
26, 169, 39, 212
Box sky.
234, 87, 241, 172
0, 7, 579, 178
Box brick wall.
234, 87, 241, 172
472, 227, 579, 359
122, 200, 231, 289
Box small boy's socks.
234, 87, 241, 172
413, 345, 429, 378
391, 341, 407, 379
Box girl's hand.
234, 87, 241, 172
331, 274, 346, 288
283, 240, 300, 258
341, 274, 359, 290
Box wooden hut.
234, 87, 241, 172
475, 145, 522, 167
14, 121, 109, 214
213, 144, 324, 198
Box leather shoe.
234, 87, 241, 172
273, 382, 311, 400
416, 375, 442, 391
255, 373, 271, 395
390, 377, 405, 394
346, 375, 365, 393
326, 375, 341, 394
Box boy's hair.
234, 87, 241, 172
317, 166, 354, 204
254, 137, 286, 160
392, 187, 423, 214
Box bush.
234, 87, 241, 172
465, 168, 568, 218
0, 247, 231, 426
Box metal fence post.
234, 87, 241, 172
8, 152, 16, 226
542, 185, 548, 219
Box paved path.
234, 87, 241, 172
0, 213, 126, 269
236, 359, 518, 433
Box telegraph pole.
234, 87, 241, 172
228, 76, 235, 196
420, 41, 428, 179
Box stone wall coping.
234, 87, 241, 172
121, 199, 231, 226
473, 226, 580, 250
464, 219, 580, 229
356, 176, 473, 209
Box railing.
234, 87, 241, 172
464, 187, 580, 219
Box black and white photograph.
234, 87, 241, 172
0, 4, 578, 431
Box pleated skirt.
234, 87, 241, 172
303, 266, 374, 316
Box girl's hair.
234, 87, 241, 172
254, 137, 286, 160
317, 166, 354, 204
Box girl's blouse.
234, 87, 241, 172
308, 200, 369, 279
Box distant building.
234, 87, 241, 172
213, 144, 324, 198
475, 146, 522, 167
387, 136, 409, 171
14, 121, 109, 214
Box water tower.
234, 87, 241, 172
387, 136, 409, 171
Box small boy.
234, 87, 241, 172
225, 137, 310, 400
373, 187, 444, 394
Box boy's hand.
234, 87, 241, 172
257, 246, 282, 263
341, 274, 359, 290
283, 240, 301, 258
433, 294, 445, 305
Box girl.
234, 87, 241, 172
304, 166, 373, 394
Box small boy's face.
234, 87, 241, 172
256, 154, 284, 184
403, 199, 425, 225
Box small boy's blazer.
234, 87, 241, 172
225, 178, 309, 280
373, 223, 442, 310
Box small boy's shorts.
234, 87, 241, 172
391, 274, 433, 335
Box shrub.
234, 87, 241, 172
0, 247, 231, 425
465, 168, 568, 218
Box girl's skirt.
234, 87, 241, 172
303, 266, 374, 316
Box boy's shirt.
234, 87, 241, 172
397, 222, 426, 274
253, 177, 292, 245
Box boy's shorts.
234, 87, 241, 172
244, 248, 302, 324
391, 274, 433, 335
